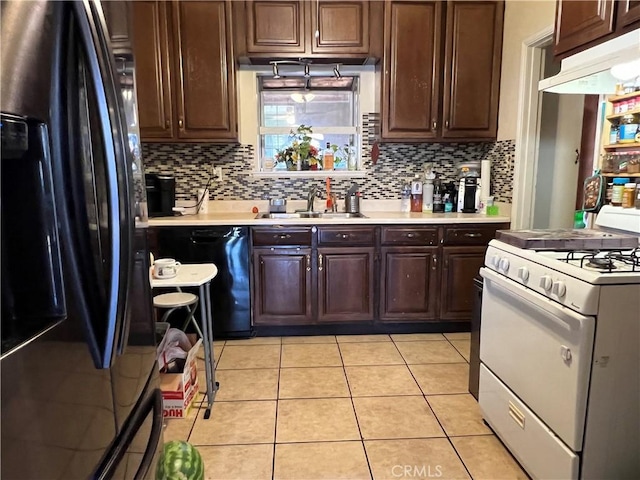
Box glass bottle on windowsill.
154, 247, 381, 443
323, 142, 334, 171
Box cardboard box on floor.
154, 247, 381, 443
159, 332, 202, 419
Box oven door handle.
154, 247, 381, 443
480, 268, 593, 329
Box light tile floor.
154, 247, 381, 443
165, 333, 529, 480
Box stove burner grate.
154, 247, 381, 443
559, 248, 640, 273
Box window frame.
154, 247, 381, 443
255, 75, 364, 176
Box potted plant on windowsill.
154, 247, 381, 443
275, 124, 320, 171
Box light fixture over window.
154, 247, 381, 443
272, 63, 280, 79
333, 64, 342, 79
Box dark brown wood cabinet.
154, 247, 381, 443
442, 1, 503, 139
379, 247, 439, 322
311, 1, 371, 54
252, 247, 313, 325
554, 0, 640, 58
554, 0, 615, 56
317, 247, 375, 322
102, 0, 133, 55
245, 1, 307, 53
131, 0, 237, 142
617, 0, 640, 27
382, 1, 503, 142
235, 0, 382, 61
439, 223, 509, 321
131, 1, 174, 139
439, 246, 485, 321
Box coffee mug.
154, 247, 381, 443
153, 258, 181, 279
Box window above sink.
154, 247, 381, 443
236, 68, 377, 179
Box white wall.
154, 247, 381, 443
498, 0, 556, 141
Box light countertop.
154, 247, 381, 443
148, 200, 511, 227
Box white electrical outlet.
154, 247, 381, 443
212, 166, 223, 182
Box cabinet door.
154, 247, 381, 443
382, 1, 443, 140
440, 247, 485, 321
317, 247, 375, 323
102, 0, 132, 55
442, 1, 503, 140
311, 0, 369, 54
252, 248, 313, 325
553, 0, 615, 56
246, 0, 307, 53
131, 1, 175, 140
173, 1, 237, 140
379, 247, 439, 322
617, 0, 640, 28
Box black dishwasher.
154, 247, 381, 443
155, 226, 252, 339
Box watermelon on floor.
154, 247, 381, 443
156, 440, 204, 480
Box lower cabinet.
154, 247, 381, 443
252, 247, 313, 325
440, 246, 486, 321
248, 222, 509, 329
379, 247, 439, 322
317, 247, 375, 323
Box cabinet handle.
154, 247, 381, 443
178, 118, 184, 128
405, 232, 415, 238
318, 253, 323, 271
165, 119, 170, 128
306, 254, 311, 272
432, 254, 437, 271
274, 234, 291, 240
445, 120, 449, 129
463, 233, 482, 238
432, 120, 437, 131
336, 233, 350, 240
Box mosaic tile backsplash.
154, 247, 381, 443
142, 131, 515, 204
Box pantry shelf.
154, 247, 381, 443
600, 173, 640, 177
603, 142, 640, 150
606, 109, 640, 121
607, 91, 640, 103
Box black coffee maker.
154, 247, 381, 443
459, 177, 479, 213
145, 174, 175, 217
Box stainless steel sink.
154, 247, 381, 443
318, 212, 367, 219
256, 212, 367, 219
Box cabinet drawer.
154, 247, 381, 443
381, 227, 438, 246
318, 226, 375, 246
443, 226, 501, 246
252, 227, 312, 246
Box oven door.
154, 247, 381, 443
479, 267, 595, 451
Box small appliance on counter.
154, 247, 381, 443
458, 177, 481, 213
146, 173, 175, 217
456, 161, 482, 213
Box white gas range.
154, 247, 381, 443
478, 208, 640, 480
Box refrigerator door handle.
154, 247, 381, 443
74, 0, 133, 367
134, 389, 164, 479
95, 388, 164, 480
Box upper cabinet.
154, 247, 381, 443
554, 0, 640, 58
382, 1, 504, 142
131, 1, 237, 142
234, 0, 383, 63
102, 1, 133, 55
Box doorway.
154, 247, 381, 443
512, 28, 595, 230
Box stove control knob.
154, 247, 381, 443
540, 275, 553, 291
499, 258, 510, 272
491, 255, 501, 268
517, 267, 530, 282
552, 281, 566, 297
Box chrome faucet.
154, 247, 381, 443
306, 185, 319, 212
330, 193, 338, 212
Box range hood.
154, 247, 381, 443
539, 30, 640, 94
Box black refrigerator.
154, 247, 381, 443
1, 1, 163, 478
